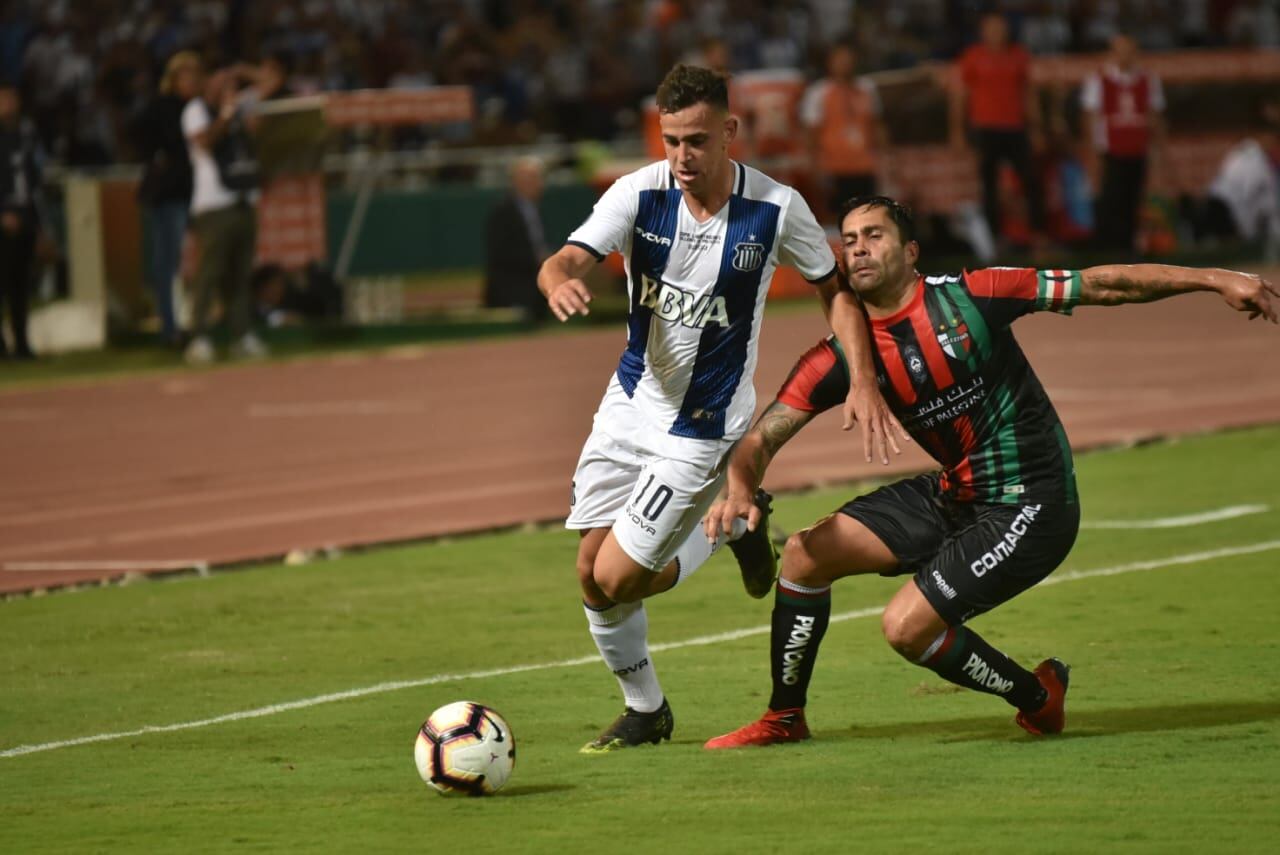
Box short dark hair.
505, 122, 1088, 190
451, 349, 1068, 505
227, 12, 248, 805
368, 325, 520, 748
655, 64, 729, 114
838, 195, 917, 244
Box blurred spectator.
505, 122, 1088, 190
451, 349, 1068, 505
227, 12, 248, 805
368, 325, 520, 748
801, 43, 890, 218
1199, 108, 1280, 257
1174, 0, 1213, 48
181, 63, 267, 365
1021, 1, 1074, 55
256, 50, 295, 102
1226, 0, 1280, 48
0, 78, 40, 360
1, 0, 1277, 162
483, 156, 548, 322
134, 51, 198, 347
1080, 33, 1166, 252
252, 262, 342, 327
950, 12, 1047, 248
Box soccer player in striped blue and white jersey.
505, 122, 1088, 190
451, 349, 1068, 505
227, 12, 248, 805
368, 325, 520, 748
538, 65, 905, 753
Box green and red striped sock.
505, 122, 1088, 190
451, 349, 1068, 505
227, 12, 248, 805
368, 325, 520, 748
918, 626, 1046, 710
768, 578, 832, 711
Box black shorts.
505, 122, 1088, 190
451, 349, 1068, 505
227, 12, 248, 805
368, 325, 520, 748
839, 474, 1079, 625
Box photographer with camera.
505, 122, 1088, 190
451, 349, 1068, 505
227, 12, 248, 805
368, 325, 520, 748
180, 59, 269, 365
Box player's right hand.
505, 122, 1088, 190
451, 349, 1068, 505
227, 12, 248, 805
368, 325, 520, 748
1218, 270, 1279, 323
546, 278, 593, 322
704, 492, 761, 543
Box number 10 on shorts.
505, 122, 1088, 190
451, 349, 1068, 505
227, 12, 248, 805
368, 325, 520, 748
631, 473, 674, 522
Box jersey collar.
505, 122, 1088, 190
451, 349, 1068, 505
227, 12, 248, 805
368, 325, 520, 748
870, 274, 925, 327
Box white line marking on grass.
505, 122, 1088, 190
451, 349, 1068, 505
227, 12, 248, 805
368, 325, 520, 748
1081, 504, 1269, 529
4, 539, 1280, 759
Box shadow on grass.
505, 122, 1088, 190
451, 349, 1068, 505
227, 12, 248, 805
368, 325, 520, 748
495, 783, 577, 798
818, 700, 1280, 744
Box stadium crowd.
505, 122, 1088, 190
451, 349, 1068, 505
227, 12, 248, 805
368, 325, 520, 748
1, 0, 1278, 162
0, 0, 1275, 358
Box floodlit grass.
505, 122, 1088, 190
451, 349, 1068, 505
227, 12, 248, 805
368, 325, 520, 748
2, 427, 1279, 853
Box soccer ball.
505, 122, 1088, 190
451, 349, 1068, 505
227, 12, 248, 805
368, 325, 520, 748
414, 701, 516, 796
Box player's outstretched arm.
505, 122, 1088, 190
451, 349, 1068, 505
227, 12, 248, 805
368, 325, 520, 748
537, 245, 597, 322
1080, 265, 1279, 322
705, 401, 814, 541
818, 276, 912, 464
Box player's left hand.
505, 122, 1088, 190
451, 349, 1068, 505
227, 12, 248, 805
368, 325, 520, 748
841, 382, 911, 465
704, 491, 761, 543
1218, 270, 1279, 323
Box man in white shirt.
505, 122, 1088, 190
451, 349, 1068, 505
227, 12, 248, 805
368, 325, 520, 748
1207, 121, 1280, 259
181, 62, 267, 364
538, 64, 905, 752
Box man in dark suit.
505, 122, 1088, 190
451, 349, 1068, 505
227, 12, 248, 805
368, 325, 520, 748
0, 79, 42, 360
484, 156, 549, 322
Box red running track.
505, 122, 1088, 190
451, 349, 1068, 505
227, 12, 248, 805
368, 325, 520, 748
1, 290, 1278, 594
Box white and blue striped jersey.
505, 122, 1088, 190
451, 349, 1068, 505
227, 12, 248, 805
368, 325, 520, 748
567, 160, 836, 445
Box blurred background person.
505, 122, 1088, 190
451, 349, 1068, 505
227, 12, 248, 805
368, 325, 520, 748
1198, 104, 1280, 260
0, 78, 40, 361
950, 12, 1047, 251
181, 62, 265, 365
801, 42, 890, 220
483, 155, 549, 323
1080, 34, 1166, 253
134, 50, 197, 348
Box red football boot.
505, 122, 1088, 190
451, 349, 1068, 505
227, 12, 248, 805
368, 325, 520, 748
1015, 658, 1071, 736
704, 708, 811, 749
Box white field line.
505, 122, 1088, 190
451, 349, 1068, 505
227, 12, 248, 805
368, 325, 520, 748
1081, 504, 1270, 529
3, 538, 1279, 760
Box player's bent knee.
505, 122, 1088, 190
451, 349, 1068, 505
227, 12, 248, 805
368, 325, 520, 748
781, 532, 819, 580
595, 570, 646, 604
881, 607, 929, 659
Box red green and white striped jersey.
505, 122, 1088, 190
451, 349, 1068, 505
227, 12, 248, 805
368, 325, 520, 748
778, 268, 1080, 504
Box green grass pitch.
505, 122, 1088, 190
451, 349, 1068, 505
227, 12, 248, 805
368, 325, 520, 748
3, 427, 1279, 853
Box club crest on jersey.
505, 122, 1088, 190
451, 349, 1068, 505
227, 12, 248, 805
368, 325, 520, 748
639, 273, 730, 328
903, 343, 928, 383
936, 317, 972, 359
731, 237, 765, 272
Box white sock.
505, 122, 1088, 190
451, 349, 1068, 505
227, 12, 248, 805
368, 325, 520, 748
670, 517, 749, 588
583, 601, 663, 713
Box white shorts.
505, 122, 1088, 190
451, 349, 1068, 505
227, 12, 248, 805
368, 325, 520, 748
566, 380, 733, 572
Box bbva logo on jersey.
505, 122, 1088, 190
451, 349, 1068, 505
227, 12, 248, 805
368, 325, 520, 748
639, 274, 730, 328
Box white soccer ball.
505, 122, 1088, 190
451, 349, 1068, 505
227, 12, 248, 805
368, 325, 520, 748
414, 701, 516, 796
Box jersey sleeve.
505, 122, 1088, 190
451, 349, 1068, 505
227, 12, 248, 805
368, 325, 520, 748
963, 267, 1082, 328
565, 173, 639, 260
776, 188, 837, 284
776, 337, 848, 414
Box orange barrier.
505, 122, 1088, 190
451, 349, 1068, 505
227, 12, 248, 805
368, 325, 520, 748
324, 88, 474, 126
255, 175, 328, 268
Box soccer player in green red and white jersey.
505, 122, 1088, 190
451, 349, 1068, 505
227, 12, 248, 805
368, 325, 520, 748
704, 195, 1278, 747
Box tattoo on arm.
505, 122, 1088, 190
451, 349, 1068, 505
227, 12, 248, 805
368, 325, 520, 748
1082, 264, 1212, 306
754, 402, 809, 456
